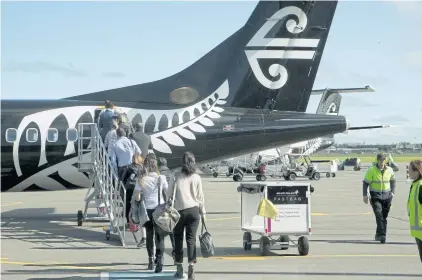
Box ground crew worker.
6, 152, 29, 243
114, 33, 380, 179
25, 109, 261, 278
407, 159, 422, 262
362, 153, 396, 243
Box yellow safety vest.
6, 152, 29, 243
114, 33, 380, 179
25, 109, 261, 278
363, 165, 395, 193
407, 179, 422, 240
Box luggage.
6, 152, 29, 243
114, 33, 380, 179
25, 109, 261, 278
199, 218, 215, 258
153, 176, 180, 233
130, 192, 149, 226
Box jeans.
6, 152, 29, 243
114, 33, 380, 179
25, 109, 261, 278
173, 206, 200, 264
370, 197, 392, 237
416, 238, 422, 263
144, 209, 165, 258
125, 188, 134, 223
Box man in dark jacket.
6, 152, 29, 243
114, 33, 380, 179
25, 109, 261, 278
98, 101, 115, 141
132, 122, 153, 158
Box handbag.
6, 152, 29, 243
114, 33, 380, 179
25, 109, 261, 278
152, 175, 180, 233
199, 218, 215, 258
130, 189, 149, 226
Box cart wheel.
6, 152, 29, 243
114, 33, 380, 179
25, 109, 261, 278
326, 173, 331, 178
312, 172, 320, 181
283, 176, 289, 181
259, 236, 271, 256
233, 174, 243, 182
105, 230, 111, 240
260, 175, 266, 181
331, 173, 336, 178
357, 167, 361, 171
77, 210, 83, 226
243, 232, 252, 251
212, 172, 219, 178
256, 174, 261, 181
280, 235, 289, 250
298, 236, 309, 256
289, 173, 296, 181
310, 186, 315, 193
353, 166, 358, 171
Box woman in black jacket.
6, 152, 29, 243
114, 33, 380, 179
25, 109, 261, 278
121, 153, 146, 245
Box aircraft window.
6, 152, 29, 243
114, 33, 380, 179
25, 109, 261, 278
5, 128, 17, 143
26, 128, 39, 143
66, 128, 78, 142
47, 128, 59, 143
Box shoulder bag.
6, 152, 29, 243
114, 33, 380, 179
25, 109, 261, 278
152, 175, 180, 233
199, 218, 215, 258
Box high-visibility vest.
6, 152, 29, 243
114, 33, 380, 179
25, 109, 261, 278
407, 179, 422, 240
363, 165, 395, 193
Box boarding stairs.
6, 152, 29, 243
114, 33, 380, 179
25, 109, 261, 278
76, 123, 128, 246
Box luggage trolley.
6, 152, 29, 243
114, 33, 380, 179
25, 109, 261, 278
237, 182, 312, 256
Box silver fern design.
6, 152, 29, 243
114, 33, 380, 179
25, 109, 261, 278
301, 138, 323, 155
148, 81, 229, 154
123, 80, 229, 154
9, 80, 229, 191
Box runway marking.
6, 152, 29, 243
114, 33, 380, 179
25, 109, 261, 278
2, 254, 419, 268
207, 254, 420, 260
208, 212, 372, 221
0, 259, 110, 270
1, 202, 23, 207
312, 195, 361, 201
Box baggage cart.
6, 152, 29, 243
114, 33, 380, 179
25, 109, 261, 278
237, 182, 312, 256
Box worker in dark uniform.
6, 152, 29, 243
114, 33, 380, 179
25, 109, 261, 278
362, 153, 396, 243
407, 159, 422, 262
132, 122, 153, 158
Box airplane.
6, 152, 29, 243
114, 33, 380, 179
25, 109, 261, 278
1, 0, 352, 192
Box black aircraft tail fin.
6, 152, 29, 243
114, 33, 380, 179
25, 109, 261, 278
66, 1, 338, 113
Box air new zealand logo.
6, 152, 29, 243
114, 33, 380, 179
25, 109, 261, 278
245, 6, 320, 90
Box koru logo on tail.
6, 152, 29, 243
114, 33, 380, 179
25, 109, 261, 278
245, 6, 320, 90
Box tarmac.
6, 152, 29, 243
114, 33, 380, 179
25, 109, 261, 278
1, 163, 421, 280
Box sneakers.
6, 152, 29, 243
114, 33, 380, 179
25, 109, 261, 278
174, 264, 184, 279
188, 264, 195, 280
380, 236, 386, 244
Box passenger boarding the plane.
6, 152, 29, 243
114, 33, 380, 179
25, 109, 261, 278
98, 100, 115, 141
133, 153, 168, 273
121, 153, 146, 246
104, 121, 118, 152
114, 108, 133, 137
132, 122, 153, 158
110, 128, 141, 179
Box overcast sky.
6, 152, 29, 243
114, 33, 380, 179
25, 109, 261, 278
2, 1, 421, 144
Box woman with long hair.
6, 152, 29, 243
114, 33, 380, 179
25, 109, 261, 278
407, 159, 422, 262
167, 151, 206, 280
122, 153, 146, 246
133, 153, 168, 272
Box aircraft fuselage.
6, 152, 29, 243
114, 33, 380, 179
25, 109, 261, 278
1, 99, 348, 192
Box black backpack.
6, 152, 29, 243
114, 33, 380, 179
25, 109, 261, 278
124, 165, 139, 191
